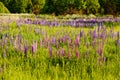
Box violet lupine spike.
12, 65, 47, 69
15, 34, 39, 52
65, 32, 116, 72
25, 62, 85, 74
55, 41, 59, 49
92, 39, 96, 48
32, 41, 37, 55
93, 30, 97, 39
75, 35, 80, 47
68, 52, 71, 59
49, 46, 52, 57
24, 45, 28, 58
80, 30, 83, 37
51, 37, 56, 44
97, 46, 103, 56
76, 50, 80, 59
61, 49, 65, 57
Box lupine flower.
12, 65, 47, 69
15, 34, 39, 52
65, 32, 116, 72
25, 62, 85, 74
93, 30, 97, 39
80, 30, 83, 37
97, 47, 103, 56
75, 35, 80, 47
32, 41, 38, 55
24, 45, 28, 58
68, 52, 71, 59
51, 37, 56, 44
92, 39, 96, 47
61, 49, 65, 57
49, 46, 52, 57
76, 50, 80, 59
55, 41, 59, 48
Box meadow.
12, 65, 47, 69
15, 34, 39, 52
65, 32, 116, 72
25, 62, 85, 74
0, 14, 120, 80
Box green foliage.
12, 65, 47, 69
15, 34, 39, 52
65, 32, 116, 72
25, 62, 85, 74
0, 2, 10, 13
0, 0, 120, 15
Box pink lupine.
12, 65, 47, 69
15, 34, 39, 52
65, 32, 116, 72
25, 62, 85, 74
24, 45, 28, 58
75, 35, 80, 47
61, 49, 65, 57
49, 46, 52, 57
97, 46, 103, 56
32, 41, 37, 55
68, 52, 71, 59
76, 50, 80, 59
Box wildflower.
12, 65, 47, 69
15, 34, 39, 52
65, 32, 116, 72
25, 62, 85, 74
49, 46, 52, 57
32, 41, 37, 55
24, 45, 28, 58
80, 30, 83, 37
93, 30, 97, 39
97, 47, 103, 56
68, 51, 71, 59
75, 35, 80, 47
61, 49, 65, 57
76, 50, 80, 59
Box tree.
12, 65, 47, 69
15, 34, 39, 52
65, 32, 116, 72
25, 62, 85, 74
85, 0, 100, 14
0, 1, 10, 13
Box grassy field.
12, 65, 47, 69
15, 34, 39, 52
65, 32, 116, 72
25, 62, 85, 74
0, 16, 120, 80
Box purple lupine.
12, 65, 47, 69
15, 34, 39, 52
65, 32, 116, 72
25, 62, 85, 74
61, 36, 66, 43
93, 30, 97, 39
24, 45, 28, 58
80, 30, 83, 37
68, 52, 71, 59
32, 41, 37, 55
61, 49, 65, 57
97, 47, 103, 56
51, 37, 56, 44
55, 41, 59, 49
75, 35, 80, 47
49, 46, 52, 57
76, 50, 80, 59
92, 39, 96, 47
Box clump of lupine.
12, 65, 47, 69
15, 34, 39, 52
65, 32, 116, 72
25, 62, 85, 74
23, 17, 120, 27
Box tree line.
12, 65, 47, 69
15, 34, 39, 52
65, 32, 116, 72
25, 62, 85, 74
0, 0, 120, 15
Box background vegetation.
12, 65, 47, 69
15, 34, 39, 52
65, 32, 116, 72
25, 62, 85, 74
0, 0, 120, 15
